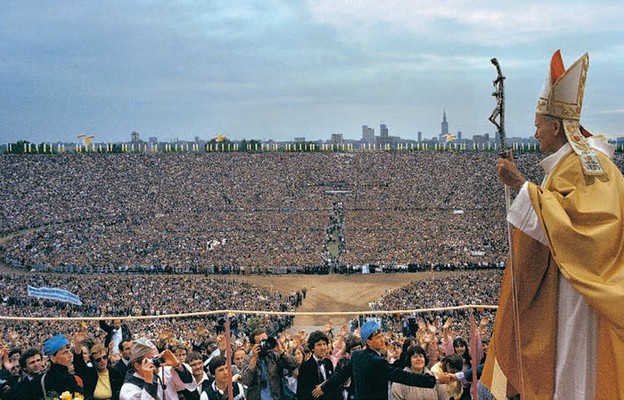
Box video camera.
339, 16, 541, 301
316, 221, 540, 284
258, 336, 278, 357
150, 355, 166, 368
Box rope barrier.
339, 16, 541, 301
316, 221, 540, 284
0, 304, 498, 322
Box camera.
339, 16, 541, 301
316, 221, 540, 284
150, 355, 166, 368
258, 337, 278, 357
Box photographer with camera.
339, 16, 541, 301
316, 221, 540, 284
119, 337, 196, 400
241, 327, 297, 400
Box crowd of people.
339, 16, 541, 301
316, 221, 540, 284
0, 311, 492, 399
1, 150, 622, 398
0, 270, 500, 363
0, 273, 305, 352
3, 151, 607, 273
371, 270, 503, 338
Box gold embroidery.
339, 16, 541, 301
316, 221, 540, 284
563, 120, 608, 184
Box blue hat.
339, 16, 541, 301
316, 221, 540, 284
43, 334, 69, 356
360, 321, 381, 342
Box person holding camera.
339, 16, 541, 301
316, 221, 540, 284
241, 327, 297, 400
119, 337, 196, 400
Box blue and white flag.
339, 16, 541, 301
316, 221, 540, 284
27, 285, 83, 306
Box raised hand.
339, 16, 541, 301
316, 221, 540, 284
74, 331, 87, 347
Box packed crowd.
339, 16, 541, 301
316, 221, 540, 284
3, 210, 327, 272
371, 270, 504, 338
3, 151, 605, 272
0, 315, 490, 399
0, 270, 498, 355
0, 273, 304, 351
0, 149, 619, 398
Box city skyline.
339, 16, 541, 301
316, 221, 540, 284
1, 1, 623, 144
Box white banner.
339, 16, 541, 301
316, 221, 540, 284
27, 285, 83, 305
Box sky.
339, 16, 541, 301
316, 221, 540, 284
1, 0, 623, 144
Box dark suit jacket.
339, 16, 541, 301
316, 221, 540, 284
34, 363, 84, 400
297, 356, 340, 400
5, 374, 42, 400
322, 348, 436, 400
99, 320, 132, 349
112, 358, 132, 381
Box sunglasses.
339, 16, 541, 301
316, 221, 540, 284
93, 354, 108, 363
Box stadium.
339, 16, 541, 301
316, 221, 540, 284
1, 148, 623, 399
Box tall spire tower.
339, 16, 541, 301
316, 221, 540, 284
439, 109, 449, 141
441, 109, 449, 136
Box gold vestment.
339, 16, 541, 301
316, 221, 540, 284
482, 150, 624, 399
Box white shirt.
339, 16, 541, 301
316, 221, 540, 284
111, 328, 123, 355
119, 364, 197, 400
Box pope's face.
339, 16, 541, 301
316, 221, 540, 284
534, 114, 562, 153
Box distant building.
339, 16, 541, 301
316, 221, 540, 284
148, 137, 158, 145
378, 124, 394, 146
380, 124, 389, 138
440, 110, 449, 141
294, 137, 306, 143
362, 125, 375, 143
473, 134, 490, 145
418, 131, 422, 143
330, 134, 343, 145
131, 131, 142, 143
